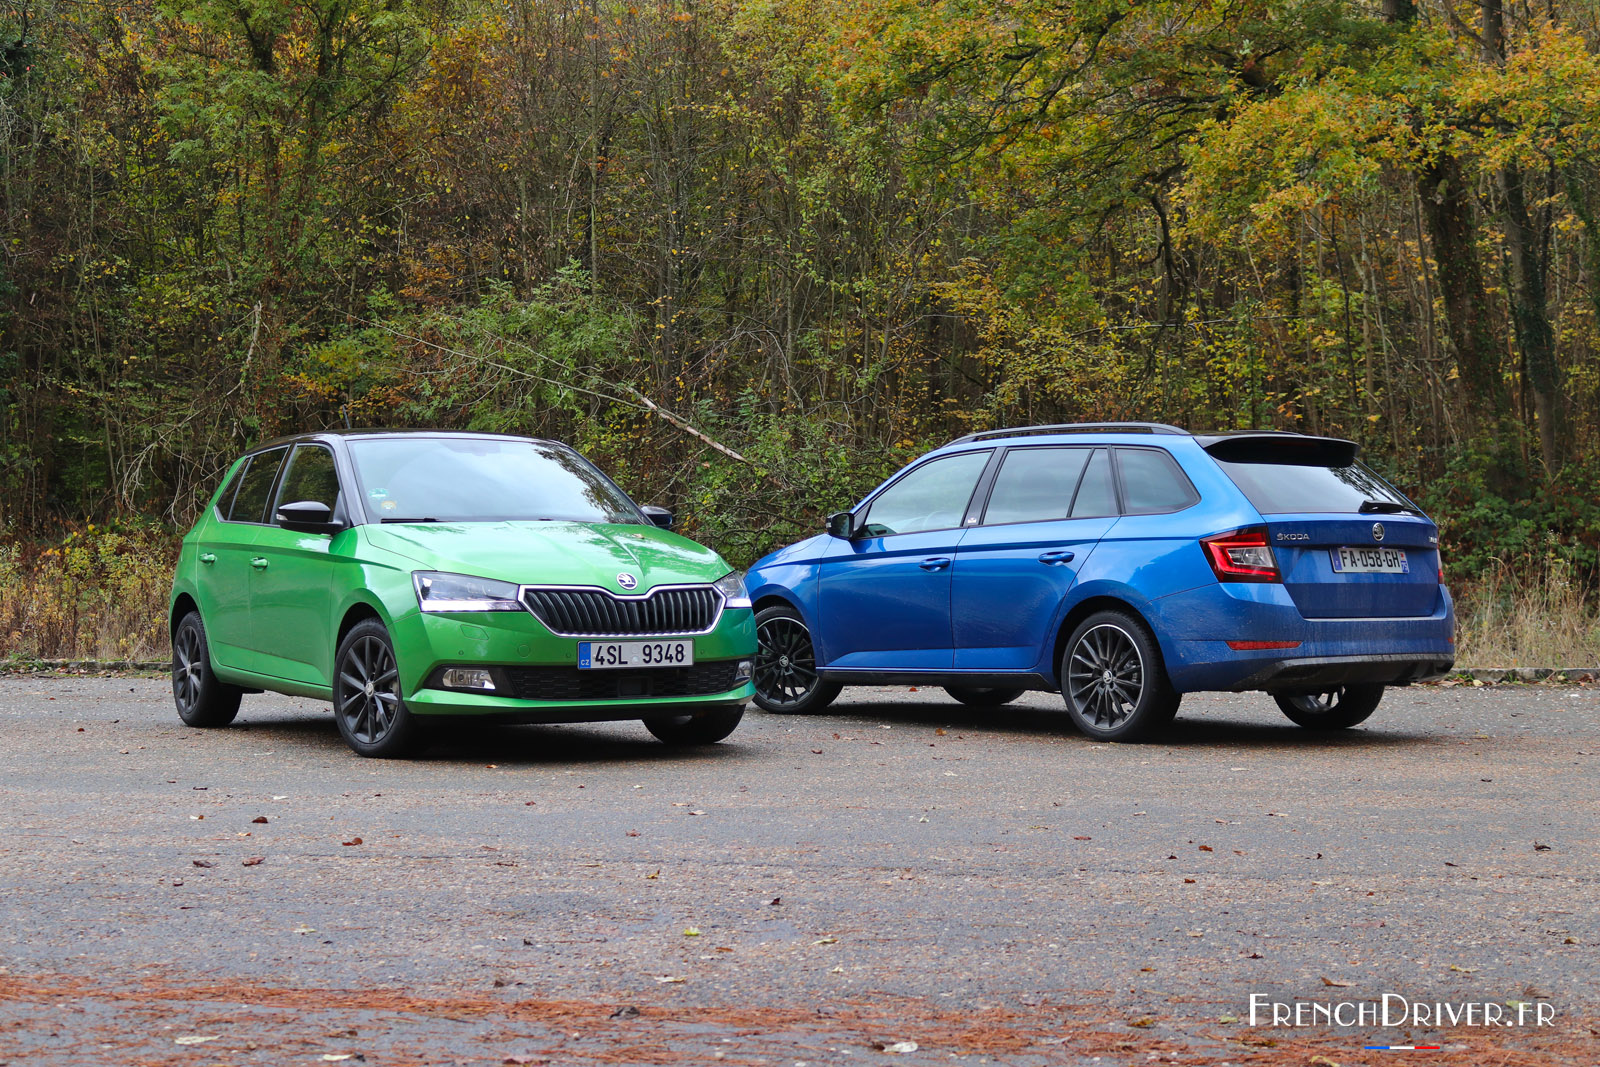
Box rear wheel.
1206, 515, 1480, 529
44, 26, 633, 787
1274, 684, 1384, 730
752, 606, 841, 714
944, 686, 1025, 708
645, 706, 745, 745
1060, 611, 1179, 742
333, 619, 421, 758
171, 612, 243, 728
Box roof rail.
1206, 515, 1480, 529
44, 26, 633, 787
945, 422, 1189, 446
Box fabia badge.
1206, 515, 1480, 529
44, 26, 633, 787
1372, 523, 1386, 543
616, 572, 638, 590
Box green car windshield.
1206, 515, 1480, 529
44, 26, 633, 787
347, 437, 646, 524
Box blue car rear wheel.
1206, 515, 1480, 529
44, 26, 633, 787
1061, 610, 1179, 742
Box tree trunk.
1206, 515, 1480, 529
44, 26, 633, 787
1499, 164, 1566, 469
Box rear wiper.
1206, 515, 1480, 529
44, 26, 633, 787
1358, 500, 1419, 515
381, 517, 441, 523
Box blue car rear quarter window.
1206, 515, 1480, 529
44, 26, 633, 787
1117, 448, 1197, 514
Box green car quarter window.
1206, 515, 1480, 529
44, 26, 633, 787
276, 445, 340, 512
1069, 448, 1118, 517
862, 450, 991, 536
982, 447, 1092, 526
1116, 448, 1198, 515
346, 437, 645, 524
226, 446, 288, 524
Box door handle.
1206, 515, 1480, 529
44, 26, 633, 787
1038, 550, 1075, 565
198, 553, 216, 565
250, 557, 269, 570
919, 557, 952, 571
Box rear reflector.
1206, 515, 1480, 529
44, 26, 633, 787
1226, 640, 1302, 651
1201, 527, 1281, 583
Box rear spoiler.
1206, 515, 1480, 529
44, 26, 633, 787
1195, 433, 1360, 467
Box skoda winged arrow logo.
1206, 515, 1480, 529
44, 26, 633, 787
616, 572, 638, 590
1372, 523, 1386, 543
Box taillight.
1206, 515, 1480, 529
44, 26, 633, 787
1201, 527, 1281, 583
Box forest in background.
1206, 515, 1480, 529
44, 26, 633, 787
2, 0, 1598, 660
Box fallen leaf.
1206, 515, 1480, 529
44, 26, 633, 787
1321, 976, 1353, 988
1128, 1017, 1155, 1028
646, 869, 660, 880
252, 816, 268, 824
877, 1040, 919, 1053
1073, 835, 1091, 841
294, 925, 317, 935
610, 1005, 640, 1019
1533, 842, 1553, 851
321, 1057, 353, 1063
811, 749, 823, 754
173, 1035, 219, 1046
683, 927, 701, 937
342, 837, 363, 846
768, 896, 781, 906
653, 975, 686, 984
814, 936, 839, 945
242, 856, 264, 866
192, 860, 215, 869
689, 810, 707, 816
1198, 845, 1213, 852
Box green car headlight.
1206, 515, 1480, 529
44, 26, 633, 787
714, 571, 752, 610
413, 571, 524, 613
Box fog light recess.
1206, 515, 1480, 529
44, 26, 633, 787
736, 659, 753, 683
441, 667, 496, 691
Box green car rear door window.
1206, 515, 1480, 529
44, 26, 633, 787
227, 447, 288, 523
276, 445, 340, 510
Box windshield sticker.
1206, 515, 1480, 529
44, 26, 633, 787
380, 499, 398, 511
369, 487, 389, 499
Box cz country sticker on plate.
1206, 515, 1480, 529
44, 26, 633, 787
579, 640, 694, 669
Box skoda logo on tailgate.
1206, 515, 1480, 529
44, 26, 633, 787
616, 572, 638, 590
1372, 523, 1385, 543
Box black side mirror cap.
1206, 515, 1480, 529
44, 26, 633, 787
826, 511, 857, 539
641, 505, 675, 529
276, 500, 341, 532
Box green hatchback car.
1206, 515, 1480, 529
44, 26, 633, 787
168, 430, 756, 757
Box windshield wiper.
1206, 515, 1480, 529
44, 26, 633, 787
1358, 500, 1420, 515
381, 516, 442, 523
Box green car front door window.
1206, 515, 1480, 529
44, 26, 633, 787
275, 443, 341, 515
347, 437, 645, 524
227, 446, 289, 523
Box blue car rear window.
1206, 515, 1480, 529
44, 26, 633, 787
1215, 459, 1416, 515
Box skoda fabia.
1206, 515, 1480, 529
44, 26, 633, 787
744, 423, 1454, 740
169, 431, 756, 757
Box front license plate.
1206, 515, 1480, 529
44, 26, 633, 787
578, 640, 694, 669
1331, 546, 1410, 574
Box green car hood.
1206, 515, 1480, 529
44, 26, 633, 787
363, 521, 730, 590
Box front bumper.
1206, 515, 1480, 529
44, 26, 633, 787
1155, 581, 1455, 694
388, 602, 756, 719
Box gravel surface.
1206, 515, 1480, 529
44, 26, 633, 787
0, 676, 1596, 1065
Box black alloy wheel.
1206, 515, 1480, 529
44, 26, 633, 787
1060, 610, 1179, 742
1274, 684, 1384, 730
333, 619, 420, 758
752, 605, 841, 714
171, 611, 242, 727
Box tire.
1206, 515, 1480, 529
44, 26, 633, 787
332, 619, 422, 758
1274, 684, 1384, 730
1059, 610, 1179, 742
171, 611, 243, 728
644, 705, 745, 745
944, 686, 1025, 708
752, 605, 841, 714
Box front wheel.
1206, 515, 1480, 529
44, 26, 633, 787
645, 706, 745, 745
333, 619, 421, 758
171, 612, 243, 727
1274, 684, 1384, 730
944, 686, 1025, 708
752, 606, 841, 714
1059, 611, 1179, 742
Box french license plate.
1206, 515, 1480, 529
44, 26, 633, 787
1331, 546, 1410, 574
578, 640, 694, 669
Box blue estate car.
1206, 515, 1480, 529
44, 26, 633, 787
744, 423, 1455, 740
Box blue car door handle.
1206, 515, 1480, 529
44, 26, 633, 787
919, 557, 952, 571
1038, 550, 1075, 565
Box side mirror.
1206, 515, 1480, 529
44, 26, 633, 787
276, 500, 340, 533
826, 511, 857, 539
641, 505, 675, 529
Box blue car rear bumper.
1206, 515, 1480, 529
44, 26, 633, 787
1155, 581, 1455, 693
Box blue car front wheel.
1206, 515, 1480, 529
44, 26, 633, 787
1061, 610, 1179, 742
752, 606, 841, 715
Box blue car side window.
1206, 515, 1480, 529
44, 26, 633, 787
982, 447, 1092, 525
1069, 448, 1118, 517
862, 451, 991, 536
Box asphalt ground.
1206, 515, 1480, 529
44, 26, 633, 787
0, 675, 1596, 1066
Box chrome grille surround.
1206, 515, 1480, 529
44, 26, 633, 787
520, 583, 725, 637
